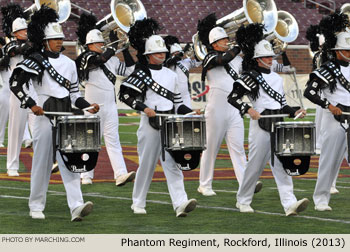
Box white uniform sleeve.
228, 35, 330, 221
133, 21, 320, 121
69, 66, 82, 105
173, 74, 185, 112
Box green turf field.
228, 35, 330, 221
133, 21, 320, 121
0, 110, 349, 234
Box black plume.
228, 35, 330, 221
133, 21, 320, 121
197, 13, 217, 49
1, 4, 28, 37
27, 5, 59, 52
164, 35, 179, 59
236, 23, 265, 71
76, 13, 97, 45
319, 11, 349, 62
0, 37, 5, 46
128, 18, 161, 64
306, 25, 321, 52
164, 35, 179, 48
183, 43, 191, 53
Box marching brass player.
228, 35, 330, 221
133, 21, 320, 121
119, 18, 197, 217
228, 23, 309, 216
1, 4, 35, 177
75, 13, 136, 186
304, 12, 350, 211
195, 13, 251, 196
9, 6, 99, 221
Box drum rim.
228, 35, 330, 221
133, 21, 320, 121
275, 121, 315, 126
57, 115, 100, 121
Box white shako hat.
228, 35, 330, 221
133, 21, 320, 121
209, 27, 228, 44
332, 31, 350, 50
143, 35, 169, 55
11, 17, 27, 34
86, 29, 105, 45
44, 22, 65, 40
253, 39, 276, 58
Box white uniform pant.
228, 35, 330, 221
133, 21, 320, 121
29, 95, 84, 213
6, 92, 35, 171
313, 110, 346, 206
199, 88, 246, 189
315, 106, 340, 188
81, 86, 127, 179
237, 119, 297, 212
0, 81, 10, 146
132, 115, 188, 210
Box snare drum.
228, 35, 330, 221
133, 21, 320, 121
164, 115, 206, 151
274, 121, 315, 156
163, 115, 206, 171
57, 115, 101, 153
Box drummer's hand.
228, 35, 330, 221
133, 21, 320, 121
328, 104, 342, 116
31, 105, 44, 116
248, 108, 261, 120
87, 103, 100, 114
194, 109, 201, 115
294, 108, 307, 119
144, 107, 156, 117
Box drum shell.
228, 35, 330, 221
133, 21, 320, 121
164, 115, 206, 151
274, 121, 315, 156
57, 115, 101, 153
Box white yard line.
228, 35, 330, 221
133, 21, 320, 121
1, 186, 350, 225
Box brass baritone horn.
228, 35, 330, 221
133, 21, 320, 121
193, 0, 278, 61
96, 0, 147, 51
25, 0, 71, 23
265, 10, 299, 55
341, 3, 350, 32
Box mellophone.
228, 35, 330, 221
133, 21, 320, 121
159, 114, 206, 171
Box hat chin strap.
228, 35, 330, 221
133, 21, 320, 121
46, 40, 53, 53
216, 41, 229, 51
258, 58, 272, 68
92, 43, 103, 53
339, 51, 350, 62
149, 54, 165, 64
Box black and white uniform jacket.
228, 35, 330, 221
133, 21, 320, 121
202, 47, 242, 94
228, 66, 296, 117
304, 60, 350, 110
0, 40, 31, 83
76, 48, 135, 90
119, 63, 192, 114
10, 50, 90, 110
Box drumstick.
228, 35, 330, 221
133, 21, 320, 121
83, 103, 104, 112
154, 113, 178, 117
185, 108, 205, 116
258, 114, 289, 118
294, 107, 307, 120
43, 111, 74, 116
342, 112, 350, 116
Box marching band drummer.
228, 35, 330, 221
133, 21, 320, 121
195, 14, 252, 196
164, 35, 202, 108
9, 6, 99, 221
119, 18, 197, 217
304, 12, 350, 212
228, 23, 309, 216
75, 13, 136, 186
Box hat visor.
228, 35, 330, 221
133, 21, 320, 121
253, 53, 276, 59
44, 34, 65, 40
86, 39, 105, 45
143, 48, 169, 55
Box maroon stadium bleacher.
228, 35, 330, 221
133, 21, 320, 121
0, 0, 348, 45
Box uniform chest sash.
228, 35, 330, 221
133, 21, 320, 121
31, 53, 71, 91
